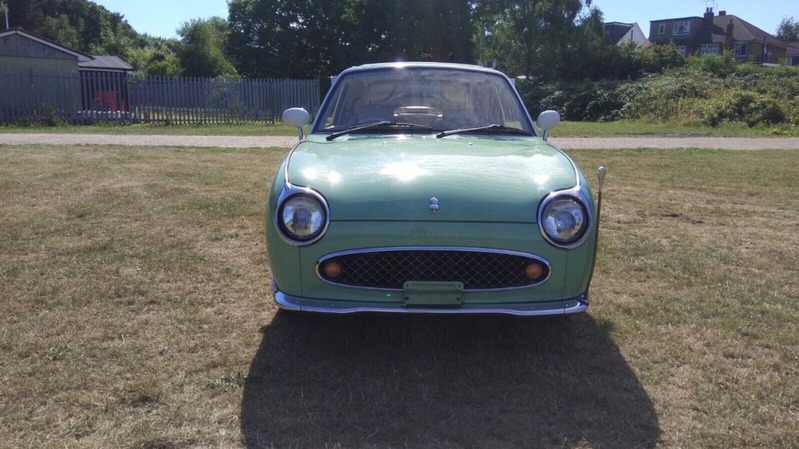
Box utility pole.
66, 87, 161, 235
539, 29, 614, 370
1, 2, 8, 30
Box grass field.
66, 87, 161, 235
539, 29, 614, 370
1, 144, 797, 448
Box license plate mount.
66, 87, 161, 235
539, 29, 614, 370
403, 281, 464, 306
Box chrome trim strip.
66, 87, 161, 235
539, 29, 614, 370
315, 246, 552, 292
272, 285, 588, 316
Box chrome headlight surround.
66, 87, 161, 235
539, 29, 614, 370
274, 185, 330, 246
537, 188, 592, 249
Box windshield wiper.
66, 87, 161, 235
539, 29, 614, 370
436, 124, 533, 139
326, 121, 434, 141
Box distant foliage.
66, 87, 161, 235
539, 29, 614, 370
6, 0, 197, 77
226, 0, 475, 79
177, 18, 237, 78
5, 0, 137, 58
517, 60, 799, 128
7, 0, 798, 129
776, 16, 799, 42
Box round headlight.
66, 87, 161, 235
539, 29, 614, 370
540, 196, 588, 247
278, 194, 327, 244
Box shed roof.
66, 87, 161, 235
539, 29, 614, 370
79, 55, 134, 71
0, 27, 92, 62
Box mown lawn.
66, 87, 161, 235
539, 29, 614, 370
0, 144, 797, 448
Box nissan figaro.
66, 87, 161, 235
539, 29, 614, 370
266, 62, 606, 315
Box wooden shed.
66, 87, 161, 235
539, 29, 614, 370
0, 27, 91, 72
0, 28, 91, 121
0, 28, 134, 122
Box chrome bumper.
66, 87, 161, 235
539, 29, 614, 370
271, 281, 588, 316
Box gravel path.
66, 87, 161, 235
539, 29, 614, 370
2, 133, 798, 150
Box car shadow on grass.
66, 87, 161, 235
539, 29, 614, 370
241, 311, 659, 449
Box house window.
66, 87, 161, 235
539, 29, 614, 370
673, 21, 690, 35
700, 43, 720, 56
733, 42, 747, 57
658, 24, 666, 35
677, 45, 687, 57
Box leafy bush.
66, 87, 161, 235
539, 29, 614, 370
516, 62, 799, 128
702, 90, 786, 127
686, 52, 737, 78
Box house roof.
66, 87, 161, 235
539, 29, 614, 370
79, 55, 134, 71
649, 12, 786, 47
604, 22, 633, 43
650, 16, 701, 24
0, 27, 92, 62
706, 15, 786, 46
604, 22, 649, 46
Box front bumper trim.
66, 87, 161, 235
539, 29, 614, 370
272, 282, 588, 316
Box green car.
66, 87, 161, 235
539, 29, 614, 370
266, 62, 605, 315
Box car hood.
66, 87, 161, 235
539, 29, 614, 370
286, 135, 578, 223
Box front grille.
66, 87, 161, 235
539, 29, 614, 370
317, 248, 549, 291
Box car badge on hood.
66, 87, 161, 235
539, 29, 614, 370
429, 197, 439, 213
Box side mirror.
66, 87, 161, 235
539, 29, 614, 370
536, 110, 560, 141
282, 108, 311, 139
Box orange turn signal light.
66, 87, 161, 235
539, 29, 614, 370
525, 263, 543, 280
323, 260, 342, 278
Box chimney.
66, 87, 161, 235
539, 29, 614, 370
704, 7, 714, 27
726, 19, 734, 41
719, 11, 726, 16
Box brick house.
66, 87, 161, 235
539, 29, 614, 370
648, 8, 788, 64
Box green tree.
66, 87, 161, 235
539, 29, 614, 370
383, 0, 473, 62
127, 34, 182, 76
777, 16, 799, 42
636, 42, 684, 74
227, 0, 474, 79
5, 0, 137, 57
177, 17, 237, 77
475, 0, 592, 79
39, 14, 80, 49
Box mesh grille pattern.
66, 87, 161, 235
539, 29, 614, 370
318, 249, 549, 290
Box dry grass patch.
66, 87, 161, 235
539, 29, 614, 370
0, 145, 797, 448
569, 148, 799, 448
0, 145, 283, 448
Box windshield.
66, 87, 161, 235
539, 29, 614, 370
312, 66, 535, 135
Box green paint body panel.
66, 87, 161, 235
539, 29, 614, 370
287, 134, 578, 223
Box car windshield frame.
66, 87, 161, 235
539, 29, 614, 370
311, 65, 537, 137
